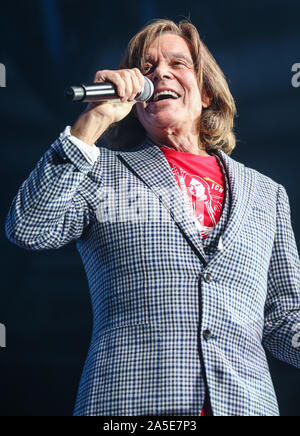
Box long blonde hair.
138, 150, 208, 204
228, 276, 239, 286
102, 19, 237, 155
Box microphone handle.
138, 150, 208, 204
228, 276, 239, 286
65, 83, 118, 102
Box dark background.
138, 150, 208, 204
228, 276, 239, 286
0, 0, 299, 416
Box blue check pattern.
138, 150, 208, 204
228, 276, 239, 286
5, 135, 300, 416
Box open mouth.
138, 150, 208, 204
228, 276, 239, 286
150, 89, 181, 103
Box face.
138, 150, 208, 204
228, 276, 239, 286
189, 179, 205, 197
135, 33, 210, 135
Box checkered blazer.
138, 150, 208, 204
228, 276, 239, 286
5, 135, 300, 416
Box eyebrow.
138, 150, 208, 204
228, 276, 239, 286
145, 52, 193, 65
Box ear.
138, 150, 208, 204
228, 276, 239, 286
201, 87, 213, 109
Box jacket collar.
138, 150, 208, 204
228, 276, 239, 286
116, 138, 257, 264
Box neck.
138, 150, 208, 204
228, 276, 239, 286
146, 128, 210, 156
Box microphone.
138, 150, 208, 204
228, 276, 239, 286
65, 76, 154, 103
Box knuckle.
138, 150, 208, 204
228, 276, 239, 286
94, 71, 102, 80
126, 69, 133, 78
133, 69, 142, 81
95, 69, 108, 82
119, 70, 130, 81
110, 70, 119, 79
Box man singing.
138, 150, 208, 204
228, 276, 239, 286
5, 19, 300, 416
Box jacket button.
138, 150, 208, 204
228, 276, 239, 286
203, 272, 213, 283
203, 330, 213, 340
204, 247, 210, 255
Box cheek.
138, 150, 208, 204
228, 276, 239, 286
181, 77, 202, 105
187, 93, 203, 115
187, 88, 202, 103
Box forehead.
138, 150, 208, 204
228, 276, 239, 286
145, 33, 193, 60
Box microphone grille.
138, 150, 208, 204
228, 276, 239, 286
136, 77, 154, 102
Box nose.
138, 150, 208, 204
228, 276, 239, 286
151, 62, 173, 82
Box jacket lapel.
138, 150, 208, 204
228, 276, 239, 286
116, 139, 257, 265
209, 148, 257, 266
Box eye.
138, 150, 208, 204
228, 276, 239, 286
172, 60, 185, 67
142, 63, 153, 74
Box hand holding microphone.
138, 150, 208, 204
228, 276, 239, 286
69, 68, 153, 145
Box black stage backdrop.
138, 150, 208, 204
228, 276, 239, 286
0, 0, 299, 416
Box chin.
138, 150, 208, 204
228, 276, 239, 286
144, 112, 182, 128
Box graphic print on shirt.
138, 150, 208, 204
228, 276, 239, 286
170, 164, 224, 239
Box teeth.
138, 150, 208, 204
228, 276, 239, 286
153, 90, 179, 102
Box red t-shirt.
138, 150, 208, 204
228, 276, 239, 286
160, 147, 225, 241
160, 146, 224, 416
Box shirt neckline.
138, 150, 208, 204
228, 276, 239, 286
159, 146, 215, 158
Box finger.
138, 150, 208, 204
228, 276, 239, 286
94, 70, 112, 84
127, 74, 141, 101
133, 67, 146, 91
119, 70, 134, 102
128, 68, 145, 101
94, 70, 126, 100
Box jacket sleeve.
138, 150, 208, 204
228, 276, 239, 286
262, 183, 300, 368
5, 135, 103, 250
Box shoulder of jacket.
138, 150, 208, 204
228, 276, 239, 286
245, 165, 279, 190
219, 149, 279, 190
224, 152, 280, 210
226, 151, 279, 191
